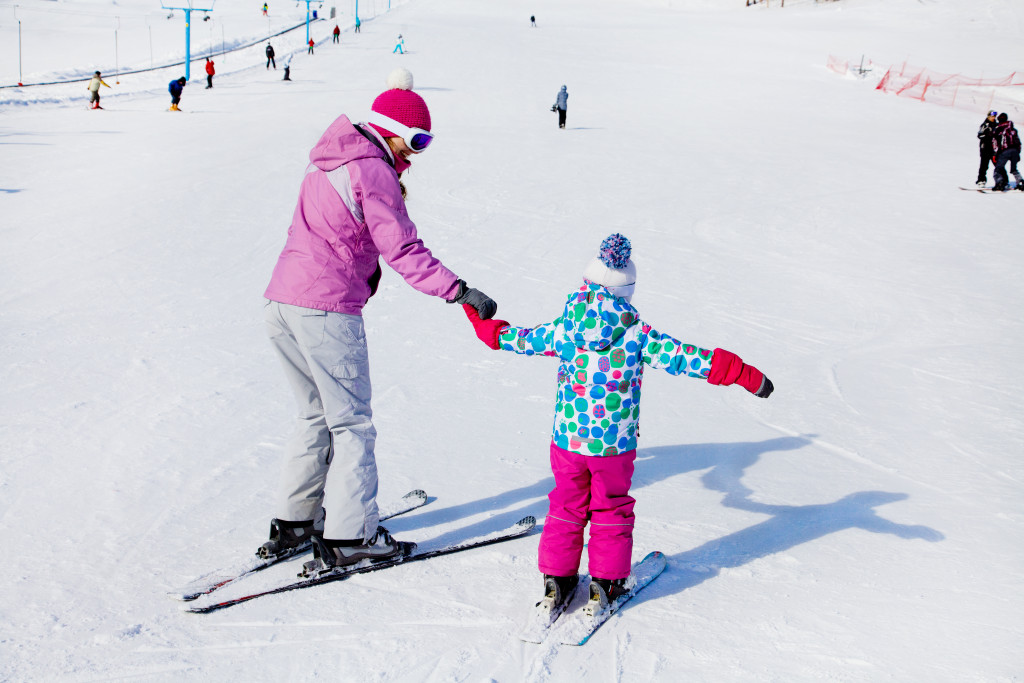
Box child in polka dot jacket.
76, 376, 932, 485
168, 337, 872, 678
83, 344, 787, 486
462, 234, 774, 609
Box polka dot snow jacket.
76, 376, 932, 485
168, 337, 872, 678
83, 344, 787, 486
497, 281, 715, 457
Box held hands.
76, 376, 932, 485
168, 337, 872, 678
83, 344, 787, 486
707, 348, 774, 399
462, 304, 509, 350
448, 279, 497, 320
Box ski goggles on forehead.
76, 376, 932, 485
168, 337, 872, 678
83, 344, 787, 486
367, 111, 434, 152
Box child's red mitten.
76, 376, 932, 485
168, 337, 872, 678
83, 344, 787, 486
707, 348, 774, 398
462, 304, 509, 350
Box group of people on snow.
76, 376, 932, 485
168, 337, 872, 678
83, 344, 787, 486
977, 111, 1023, 191
256, 67, 775, 613
85, 20, 392, 111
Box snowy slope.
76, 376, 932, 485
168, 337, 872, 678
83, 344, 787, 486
1, 0, 1023, 680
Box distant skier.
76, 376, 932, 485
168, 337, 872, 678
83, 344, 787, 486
976, 110, 998, 187
205, 57, 215, 89
354, 16, 361, 33
333, 25, 341, 43
86, 71, 110, 110
308, 38, 315, 55
461, 233, 774, 614
553, 85, 568, 129
283, 53, 292, 81
991, 113, 1023, 192
266, 43, 276, 69
393, 34, 405, 54
168, 76, 186, 111
262, 3, 268, 16
259, 67, 497, 573
530, 14, 537, 27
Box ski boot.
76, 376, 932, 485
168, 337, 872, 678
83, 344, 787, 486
300, 526, 412, 577
537, 574, 579, 614
584, 577, 629, 616
256, 518, 320, 560
976, 180, 987, 188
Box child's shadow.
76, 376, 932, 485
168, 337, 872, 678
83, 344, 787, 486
633, 439, 944, 601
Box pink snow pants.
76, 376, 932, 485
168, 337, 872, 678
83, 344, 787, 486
538, 442, 636, 580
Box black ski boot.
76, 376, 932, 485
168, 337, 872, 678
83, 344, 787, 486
256, 518, 319, 559
301, 526, 412, 576
539, 574, 579, 611
585, 577, 628, 615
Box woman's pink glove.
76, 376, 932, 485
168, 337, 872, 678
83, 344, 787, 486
463, 304, 510, 350
707, 348, 774, 398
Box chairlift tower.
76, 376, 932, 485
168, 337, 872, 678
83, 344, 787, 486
300, 0, 323, 45
161, 0, 216, 82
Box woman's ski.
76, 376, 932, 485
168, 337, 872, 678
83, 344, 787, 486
184, 515, 537, 614
167, 489, 429, 602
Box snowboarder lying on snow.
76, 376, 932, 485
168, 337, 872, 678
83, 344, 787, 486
462, 233, 774, 613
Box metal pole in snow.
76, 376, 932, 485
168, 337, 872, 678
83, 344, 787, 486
184, 8, 192, 80
18, 19, 23, 86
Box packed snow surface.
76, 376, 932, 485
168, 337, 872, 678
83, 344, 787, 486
1, 0, 1023, 680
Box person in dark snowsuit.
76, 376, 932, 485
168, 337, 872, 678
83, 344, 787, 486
266, 43, 276, 69
462, 233, 773, 612
976, 111, 998, 187
554, 85, 568, 129
991, 113, 1023, 192
168, 77, 186, 111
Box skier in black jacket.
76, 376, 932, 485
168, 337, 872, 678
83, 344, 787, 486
991, 113, 1023, 192
976, 111, 998, 187
266, 43, 276, 69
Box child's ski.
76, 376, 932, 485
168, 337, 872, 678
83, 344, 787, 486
185, 516, 537, 614
519, 575, 590, 643
168, 489, 429, 602
553, 551, 667, 646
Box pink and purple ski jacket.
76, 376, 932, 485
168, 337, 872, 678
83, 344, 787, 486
264, 114, 460, 313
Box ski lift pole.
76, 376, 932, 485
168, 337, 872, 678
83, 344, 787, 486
301, 0, 319, 44
162, 2, 216, 82
185, 9, 191, 80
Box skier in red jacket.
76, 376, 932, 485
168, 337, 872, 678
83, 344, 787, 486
205, 58, 215, 89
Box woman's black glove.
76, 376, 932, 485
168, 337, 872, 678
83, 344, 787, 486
448, 279, 497, 320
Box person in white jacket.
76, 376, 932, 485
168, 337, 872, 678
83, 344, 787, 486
87, 71, 110, 110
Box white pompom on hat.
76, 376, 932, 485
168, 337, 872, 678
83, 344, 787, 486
369, 67, 431, 137
386, 66, 414, 90
583, 234, 636, 300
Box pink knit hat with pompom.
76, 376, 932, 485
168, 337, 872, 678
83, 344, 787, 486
369, 68, 431, 137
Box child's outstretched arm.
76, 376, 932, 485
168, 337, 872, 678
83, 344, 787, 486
462, 304, 560, 356
641, 325, 774, 398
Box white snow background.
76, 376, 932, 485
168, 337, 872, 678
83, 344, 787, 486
1, 0, 1023, 680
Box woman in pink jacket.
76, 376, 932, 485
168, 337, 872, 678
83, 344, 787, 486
259, 68, 496, 572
